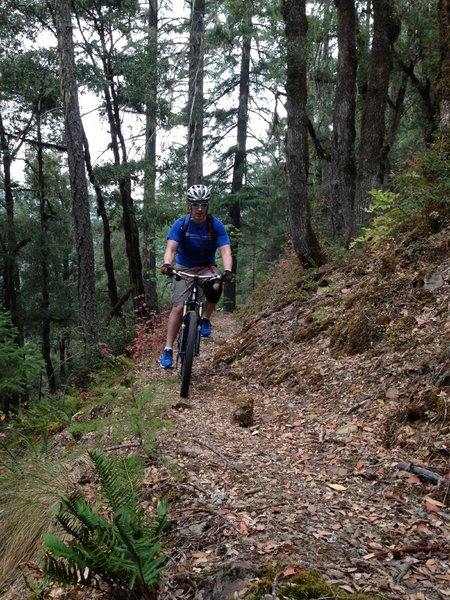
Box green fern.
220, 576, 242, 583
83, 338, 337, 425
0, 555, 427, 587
88, 449, 137, 514
43, 451, 167, 599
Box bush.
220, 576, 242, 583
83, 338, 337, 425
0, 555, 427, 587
0, 311, 44, 399
354, 138, 450, 247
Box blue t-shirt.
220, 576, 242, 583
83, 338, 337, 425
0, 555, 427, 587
167, 215, 230, 268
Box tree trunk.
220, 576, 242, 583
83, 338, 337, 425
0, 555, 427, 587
83, 10, 145, 306
187, 0, 204, 186
101, 60, 144, 305
224, 27, 252, 313
397, 57, 437, 141
352, 0, 400, 236
381, 71, 408, 178
330, 0, 357, 243
55, 0, 98, 341
143, 0, 159, 311
37, 107, 56, 393
282, 0, 325, 267
437, 0, 450, 127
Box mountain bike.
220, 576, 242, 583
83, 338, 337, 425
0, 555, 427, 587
172, 269, 223, 398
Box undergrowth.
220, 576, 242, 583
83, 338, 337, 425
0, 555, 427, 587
42, 450, 167, 600
353, 135, 449, 247
0, 448, 74, 590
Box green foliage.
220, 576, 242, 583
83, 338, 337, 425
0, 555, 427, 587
64, 369, 171, 454
43, 450, 167, 599
353, 140, 450, 247
0, 311, 44, 398
8, 393, 80, 440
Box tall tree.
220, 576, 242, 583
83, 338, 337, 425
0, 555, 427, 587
82, 128, 119, 310
436, 0, 450, 127
142, 0, 159, 311
282, 0, 325, 267
36, 100, 56, 393
330, 0, 357, 242
75, 1, 145, 306
187, 0, 205, 185
223, 15, 252, 313
54, 0, 98, 340
352, 0, 400, 235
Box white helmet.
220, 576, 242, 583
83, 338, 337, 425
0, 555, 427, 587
187, 184, 211, 202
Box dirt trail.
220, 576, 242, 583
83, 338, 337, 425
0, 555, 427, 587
148, 310, 450, 600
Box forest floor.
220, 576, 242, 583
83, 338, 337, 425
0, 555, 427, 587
3, 224, 449, 600
141, 224, 450, 600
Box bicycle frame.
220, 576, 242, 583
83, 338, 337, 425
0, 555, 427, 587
171, 269, 222, 397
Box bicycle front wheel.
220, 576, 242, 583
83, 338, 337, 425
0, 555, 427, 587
180, 311, 198, 398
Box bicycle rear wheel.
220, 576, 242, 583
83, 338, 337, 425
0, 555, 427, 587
180, 311, 198, 398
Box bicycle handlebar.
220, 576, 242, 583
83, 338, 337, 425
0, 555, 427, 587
171, 268, 223, 281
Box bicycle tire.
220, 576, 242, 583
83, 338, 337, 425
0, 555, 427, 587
180, 311, 198, 398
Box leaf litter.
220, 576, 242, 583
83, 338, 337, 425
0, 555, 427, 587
148, 225, 450, 599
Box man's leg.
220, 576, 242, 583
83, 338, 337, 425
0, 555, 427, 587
165, 304, 184, 347
203, 301, 216, 319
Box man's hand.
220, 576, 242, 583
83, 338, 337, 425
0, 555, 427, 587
222, 270, 233, 282
160, 263, 174, 276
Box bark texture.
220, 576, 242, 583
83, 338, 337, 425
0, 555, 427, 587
283, 0, 324, 267
330, 0, 357, 242
352, 0, 400, 235
55, 0, 98, 340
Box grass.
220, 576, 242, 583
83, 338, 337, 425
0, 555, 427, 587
0, 451, 75, 590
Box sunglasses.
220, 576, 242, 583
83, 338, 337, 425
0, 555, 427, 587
190, 202, 209, 208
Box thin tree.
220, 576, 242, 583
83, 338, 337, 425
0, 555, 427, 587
82, 128, 119, 309
282, 0, 325, 267
142, 0, 159, 311
74, 3, 145, 306
187, 0, 205, 185
36, 97, 56, 393
54, 0, 98, 340
0, 110, 21, 328
224, 20, 252, 313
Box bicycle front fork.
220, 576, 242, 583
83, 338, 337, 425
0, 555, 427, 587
178, 304, 203, 358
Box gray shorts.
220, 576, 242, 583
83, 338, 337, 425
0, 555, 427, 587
172, 264, 221, 305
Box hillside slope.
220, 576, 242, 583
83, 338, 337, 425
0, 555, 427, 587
150, 222, 449, 599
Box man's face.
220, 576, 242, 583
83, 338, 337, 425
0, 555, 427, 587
189, 201, 209, 224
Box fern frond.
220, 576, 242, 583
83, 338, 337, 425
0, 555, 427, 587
89, 450, 136, 513
43, 451, 167, 596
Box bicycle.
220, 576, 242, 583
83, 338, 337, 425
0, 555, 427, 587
171, 269, 223, 398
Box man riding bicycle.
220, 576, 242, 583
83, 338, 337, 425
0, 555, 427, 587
159, 184, 233, 369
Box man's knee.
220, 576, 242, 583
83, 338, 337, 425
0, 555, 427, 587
203, 280, 223, 303
171, 304, 184, 317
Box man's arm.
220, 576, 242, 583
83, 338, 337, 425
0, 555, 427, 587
219, 244, 233, 272
163, 239, 178, 265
